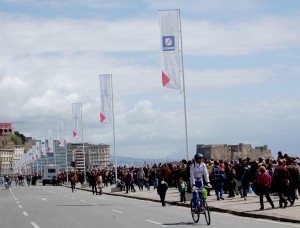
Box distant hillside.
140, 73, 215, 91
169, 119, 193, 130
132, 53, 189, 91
110, 155, 172, 167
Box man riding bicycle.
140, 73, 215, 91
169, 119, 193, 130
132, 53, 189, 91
190, 153, 211, 211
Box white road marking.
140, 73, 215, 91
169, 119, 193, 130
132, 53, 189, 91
23, 211, 28, 216
71, 197, 76, 199
15, 198, 18, 201
18, 205, 22, 208
213, 212, 299, 227
145, 220, 167, 226
80, 200, 86, 203
111, 209, 123, 214
39, 198, 47, 201
95, 197, 105, 200
16, 201, 20, 204
31, 222, 40, 228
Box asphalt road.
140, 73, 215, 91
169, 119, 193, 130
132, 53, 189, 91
1, 185, 299, 228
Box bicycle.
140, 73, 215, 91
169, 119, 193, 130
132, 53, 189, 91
190, 185, 211, 225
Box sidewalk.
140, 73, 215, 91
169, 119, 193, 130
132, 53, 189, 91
69, 184, 300, 224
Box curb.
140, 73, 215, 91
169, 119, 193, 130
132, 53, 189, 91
65, 186, 300, 224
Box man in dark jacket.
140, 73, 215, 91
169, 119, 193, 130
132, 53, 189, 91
89, 171, 98, 195
157, 177, 169, 206
212, 161, 225, 200
287, 157, 299, 206
273, 159, 290, 208
225, 162, 235, 198
239, 160, 250, 200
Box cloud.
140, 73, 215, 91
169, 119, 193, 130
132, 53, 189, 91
0, 0, 130, 10
183, 15, 300, 56
187, 68, 275, 88
146, 0, 261, 14
1, 3, 300, 158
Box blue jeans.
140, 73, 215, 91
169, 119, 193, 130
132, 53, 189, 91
192, 180, 203, 209
214, 180, 223, 199
153, 178, 158, 189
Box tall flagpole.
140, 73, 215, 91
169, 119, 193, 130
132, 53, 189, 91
178, 9, 189, 161
65, 144, 68, 182
159, 9, 189, 161
80, 103, 86, 184
110, 74, 118, 184
99, 74, 118, 185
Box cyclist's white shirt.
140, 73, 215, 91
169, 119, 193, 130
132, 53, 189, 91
190, 162, 210, 186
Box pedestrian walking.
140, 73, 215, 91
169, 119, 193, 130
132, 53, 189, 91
89, 171, 98, 195
137, 167, 145, 191
257, 166, 274, 210
157, 177, 168, 206
273, 159, 289, 208
286, 157, 299, 206
178, 176, 187, 203
97, 172, 103, 195
239, 160, 250, 200
125, 169, 135, 193
70, 173, 76, 193
211, 161, 225, 200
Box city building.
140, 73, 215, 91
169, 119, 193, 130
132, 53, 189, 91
196, 143, 272, 161
88, 143, 110, 169
69, 143, 110, 170
0, 145, 25, 175
12, 145, 25, 170
0, 123, 13, 136
34, 140, 73, 174
0, 149, 13, 175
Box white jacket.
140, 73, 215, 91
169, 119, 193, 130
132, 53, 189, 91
190, 162, 210, 186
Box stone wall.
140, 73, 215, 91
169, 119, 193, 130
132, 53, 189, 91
196, 143, 272, 161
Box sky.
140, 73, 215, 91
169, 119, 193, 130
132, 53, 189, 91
1, 0, 300, 159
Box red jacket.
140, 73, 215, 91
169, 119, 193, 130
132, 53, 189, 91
257, 172, 272, 187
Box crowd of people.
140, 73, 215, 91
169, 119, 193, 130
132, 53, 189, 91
2, 151, 300, 210
69, 151, 300, 210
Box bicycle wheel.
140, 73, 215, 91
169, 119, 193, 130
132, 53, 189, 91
203, 201, 211, 225
190, 200, 200, 223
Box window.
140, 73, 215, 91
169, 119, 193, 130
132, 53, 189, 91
48, 169, 56, 173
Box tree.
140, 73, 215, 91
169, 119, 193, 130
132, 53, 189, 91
11, 134, 22, 145
14, 131, 26, 144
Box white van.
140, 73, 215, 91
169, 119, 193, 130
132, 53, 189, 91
42, 165, 60, 186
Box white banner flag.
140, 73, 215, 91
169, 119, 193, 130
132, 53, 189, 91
35, 141, 41, 159
72, 103, 82, 138
57, 119, 65, 147
41, 137, 46, 156
28, 149, 34, 162
32, 146, 36, 161
47, 129, 54, 153
159, 10, 181, 90
99, 74, 112, 124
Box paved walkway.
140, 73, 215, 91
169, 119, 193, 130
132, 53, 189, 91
69, 184, 300, 224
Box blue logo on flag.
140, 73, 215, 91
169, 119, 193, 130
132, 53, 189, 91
162, 36, 175, 51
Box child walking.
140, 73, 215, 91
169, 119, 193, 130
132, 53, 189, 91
178, 176, 187, 203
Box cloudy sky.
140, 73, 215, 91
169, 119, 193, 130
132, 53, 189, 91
1, 0, 300, 159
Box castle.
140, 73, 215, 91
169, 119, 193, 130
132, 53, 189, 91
196, 143, 272, 161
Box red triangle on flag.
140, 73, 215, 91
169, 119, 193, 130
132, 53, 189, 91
162, 71, 170, 87
47, 147, 50, 152
58, 140, 61, 146
73, 130, 77, 137
100, 113, 106, 123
